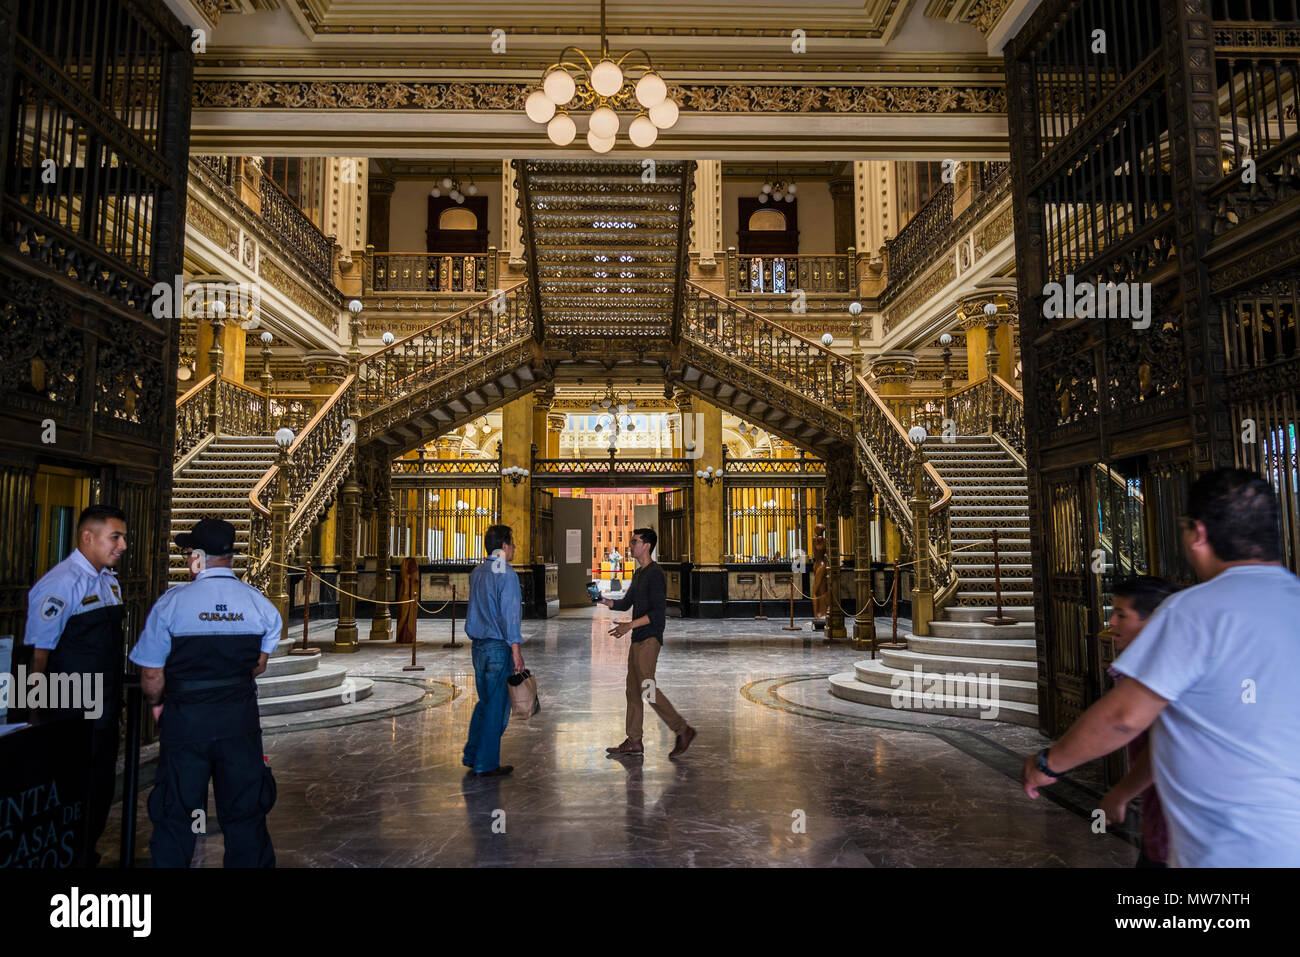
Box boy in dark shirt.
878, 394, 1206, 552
600, 527, 696, 757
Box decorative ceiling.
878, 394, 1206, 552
171, 0, 1024, 159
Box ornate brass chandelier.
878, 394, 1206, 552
524, 0, 680, 152
588, 379, 638, 448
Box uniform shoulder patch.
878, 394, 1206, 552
41, 595, 66, 620
109, 583, 121, 600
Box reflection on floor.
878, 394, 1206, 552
103, 608, 1138, 867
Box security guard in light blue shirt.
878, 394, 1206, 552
129, 518, 281, 867
23, 504, 129, 866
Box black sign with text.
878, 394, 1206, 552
0, 719, 90, 868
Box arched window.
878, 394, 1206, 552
748, 208, 787, 231
438, 207, 479, 231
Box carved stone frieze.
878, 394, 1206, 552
259, 256, 338, 331
195, 80, 1006, 115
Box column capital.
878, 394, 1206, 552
868, 351, 918, 387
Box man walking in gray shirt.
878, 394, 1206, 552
601, 527, 696, 758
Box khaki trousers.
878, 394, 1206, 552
625, 638, 687, 741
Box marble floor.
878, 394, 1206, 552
102, 608, 1139, 867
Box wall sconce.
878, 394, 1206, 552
695, 464, 722, 487
502, 465, 530, 485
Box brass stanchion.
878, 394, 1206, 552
755, 574, 768, 621
403, 613, 425, 671
981, 529, 1017, 626
290, 562, 320, 655
877, 563, 907, 651
782, 576, 801, 631
442, 583, 463, 648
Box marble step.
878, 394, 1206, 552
258, 677, 375, 716
956, 590, 1034, 605
263, 652, 323, 677
929, 618, 1036, 640
942, 605, 1035, 623
908, 635, 1037, 662
880, 647, 1038, 683
949, 565, 1033, 577
256, 662, 350, 699
827, 671, 1038, 726
852, 658, 1040, 703
270, 638, 294, 658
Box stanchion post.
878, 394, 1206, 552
982, 529, 1017, 625
119, 676, 142, 868
291, 562, 319, 655
755, 574, 768, 621
443, 583, 463, 648
782, 575, 801, 631
403, 597, 425, 671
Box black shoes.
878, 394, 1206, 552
471, 765, 514, 777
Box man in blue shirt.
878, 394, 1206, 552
129, 519, 281, 867
1021, 470, 1300, 866
462, 524, 525, 777
23, 504, 128, 866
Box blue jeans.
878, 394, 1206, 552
463, 639, 512, 773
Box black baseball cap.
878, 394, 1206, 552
176, 518, 237, 555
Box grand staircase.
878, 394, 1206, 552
259, 637, 373, 716
830, 426, 1040, 726
169, 435, 279, 585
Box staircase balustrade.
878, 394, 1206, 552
681, 281, 854, 413
174, 374, 216, 465
949, 374, 1025, 461
854, 376, 956, 604
246, 375, 357, 589
354, 280, 532, 420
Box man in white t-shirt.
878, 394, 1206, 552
1021, 469, 1300, 867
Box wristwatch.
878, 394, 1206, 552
1036, 747, 1065, 779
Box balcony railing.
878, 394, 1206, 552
368, 251, 492, 294
727, 253, 854, 295
881, 162, 1013, 306
259, 174, 334, 287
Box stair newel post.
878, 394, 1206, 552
369, 461, 393, 640
332, 470, 362, 652
982, 529, 1016, 626
270, 428, 294, 644
940, 333, 954, 424
982, 302, 1000, 436
908, 428, 935, 638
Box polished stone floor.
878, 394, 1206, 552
103, 608, 1139, 867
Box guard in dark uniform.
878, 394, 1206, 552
24, 504, 129, 866
129, 518, 280, 867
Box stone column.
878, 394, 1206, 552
318, 503, 338, 572
332, 470, 361, 652
957, 289, 1018, 382
854, 160, 896, 296
689, 397, 725, 616
326, 157, 368, 262
547, 413, 565, 459
690, 160, 722, 270
868, 352, 917, 398
368, 459, 393, 640
367, 176, 395, 253
502, 160, 525, 266
500, 394, 532, 563
303, 352, 349, 396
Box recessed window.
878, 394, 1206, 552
748, 209, 787, 231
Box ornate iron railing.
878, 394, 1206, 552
259, 174, 334, 286
354, 281, 532, 419
246, 376, 357, 588
217, 376, 268, 436
392, 458, 501, 477
722, 457, 826, 475
854, 375, 955, 602
371, 252, 490, 293
949, 375, 1026, 460
883, 393, 946, 435
681, 281, 855, 412
733, 254, 852, 294
530, 457, 696, 481
885, 185, 953, 291
267, 393, 327, 434
174, 374, 216, 465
